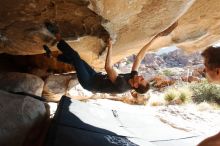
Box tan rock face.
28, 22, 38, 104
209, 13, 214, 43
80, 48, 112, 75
88, 0, 195, 66
0, 0, 220, 69
149, 0, 220, 53
0, 0, 108, 55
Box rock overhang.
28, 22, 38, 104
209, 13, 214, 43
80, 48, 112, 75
0, 0, 220, 69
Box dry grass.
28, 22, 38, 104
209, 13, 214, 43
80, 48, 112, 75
164, 87, 192, 105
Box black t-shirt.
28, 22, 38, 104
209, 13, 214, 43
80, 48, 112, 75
89, 71, 138, 94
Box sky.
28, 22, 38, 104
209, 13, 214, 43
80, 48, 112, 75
156, 45, 179, 55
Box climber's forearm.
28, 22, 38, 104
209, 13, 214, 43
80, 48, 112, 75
105, 41, 118, 82
132, 36, 158, 71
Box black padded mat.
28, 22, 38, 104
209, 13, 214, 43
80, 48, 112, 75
45, 96, 154, 146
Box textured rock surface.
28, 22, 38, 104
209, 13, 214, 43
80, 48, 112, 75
88, 0, 194, 66
149, 0, 220, 53
0, 72, 44, 96
0, 0, 108, 55
43, 74, 74, 101
0, 0, 220, 69
0, 90, 47, 146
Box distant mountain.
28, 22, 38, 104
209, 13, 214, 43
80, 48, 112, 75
115, 47, 204, 80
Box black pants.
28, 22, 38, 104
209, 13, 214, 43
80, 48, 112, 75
57, 40, 96, 89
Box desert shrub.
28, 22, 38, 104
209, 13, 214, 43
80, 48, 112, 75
178, 88, 192, 103
162, 69, 175, 76
164, 87, 192, 104
190, 81, 220, 105
179, 92, 187, 103
151, 102, 163, 106
164, 89, 177, 103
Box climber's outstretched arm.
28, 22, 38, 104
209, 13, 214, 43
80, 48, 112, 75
132, 21, 178, 71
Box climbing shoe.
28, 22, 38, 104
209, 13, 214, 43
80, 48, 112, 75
43, 45, 52, 58
44, 21, 60, 36
57, 54, 72, 64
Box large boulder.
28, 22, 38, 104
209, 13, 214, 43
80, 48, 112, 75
43, 74, 73, 101
149, 0, 220, 52
0, 0, 214, 68
0, 72, 44, 96
0, 90, 47, 146
0, 0, 220, 69
151, 75, 176, 89
161, 49, 189, 67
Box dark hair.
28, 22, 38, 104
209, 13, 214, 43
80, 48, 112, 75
202, 46, 220, 69
134, 82, 150, 94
